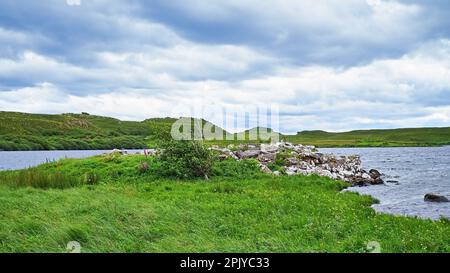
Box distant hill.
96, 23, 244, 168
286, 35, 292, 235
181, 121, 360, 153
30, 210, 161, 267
0, 111, 152, 150
0, 111, 231, 150
233, 127, 281, 142
282, 127, 450, 147
1, 111, 449, 150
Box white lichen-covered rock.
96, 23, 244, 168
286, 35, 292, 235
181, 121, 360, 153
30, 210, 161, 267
236, 150, 261, 159
110, 149, 127, 155
258, 153, 276, 163
286, 167, 298, 176
259, 164, 273, 174
260, 143, 280, 153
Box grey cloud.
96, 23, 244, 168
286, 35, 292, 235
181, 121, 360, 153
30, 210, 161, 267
0, 1, 449, 132
134, 0, 433, 66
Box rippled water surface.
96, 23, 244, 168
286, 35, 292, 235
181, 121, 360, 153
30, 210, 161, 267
0, 150, 108, 171
321, 146, 450, 220
0, 150, 142, 171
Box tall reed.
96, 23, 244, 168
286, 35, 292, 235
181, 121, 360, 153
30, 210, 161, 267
1, 169, 97, 189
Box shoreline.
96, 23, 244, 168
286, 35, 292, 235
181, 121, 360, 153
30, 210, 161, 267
344, 185, 450, 221
2, 143, 450, 152
2, 145, 449, 220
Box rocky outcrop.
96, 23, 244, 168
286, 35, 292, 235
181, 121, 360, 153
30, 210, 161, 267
369, 169, 384, 185
110, 149, 158, 156
211, 142, 384, 186
424, 193, 449, 203
235, 150, 261, 159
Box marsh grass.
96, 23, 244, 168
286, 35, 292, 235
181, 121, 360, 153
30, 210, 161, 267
1, 169, 97, 189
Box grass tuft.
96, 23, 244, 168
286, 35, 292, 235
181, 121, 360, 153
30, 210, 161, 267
1, 169, 99, 189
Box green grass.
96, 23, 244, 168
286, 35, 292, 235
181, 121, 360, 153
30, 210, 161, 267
0, 154, 448, 253
283, 127, 450, 147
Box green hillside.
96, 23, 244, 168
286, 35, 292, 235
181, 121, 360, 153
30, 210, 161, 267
283, 127, 450, 147
1, 111, 450, 150
0, 112, 230, 151
0, 112, 163, 151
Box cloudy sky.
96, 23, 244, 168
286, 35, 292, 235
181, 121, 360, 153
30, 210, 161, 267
0, 0, 449, 133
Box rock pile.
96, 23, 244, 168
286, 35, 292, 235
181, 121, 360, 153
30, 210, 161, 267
211, 142, 384, 186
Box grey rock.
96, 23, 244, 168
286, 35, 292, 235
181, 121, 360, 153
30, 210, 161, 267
260, 144, 280, 153
259, 164, 273, 174
217, 154, 229, 161
236, 150, 261, 159
386, 180, 399, 184
258, 153, 276, 163
424, 193, 449, 203
371, 177, 384, 185
286, 157, 299, 166
286, 166, 298, 176
369, 169, 382, 179
111, 149, 127, 155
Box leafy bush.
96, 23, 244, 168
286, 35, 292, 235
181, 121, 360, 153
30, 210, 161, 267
137, 161, 150, 174
103, 151, 124, 163
83, 172, 100, 185
212, 159, 262, 178
274, 151, 291, 166
158, 140, 215, 180
267, 162, 285, 174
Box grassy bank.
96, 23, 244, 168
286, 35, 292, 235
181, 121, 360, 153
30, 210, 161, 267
283, 127, 450, 147
0, 154, 448, 253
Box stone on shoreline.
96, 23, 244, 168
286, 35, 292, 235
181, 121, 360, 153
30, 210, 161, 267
110, 149, 127, 155
424, 193, 449, 203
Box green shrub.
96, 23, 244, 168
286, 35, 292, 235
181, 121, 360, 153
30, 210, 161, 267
137, 162, 150, 174
274, 151, 291, 166
267, 162, 286, 174
83, 172, 100, 185
103, 152, 123, 163
158, 140, 215, 180
212, 159, 262, 178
